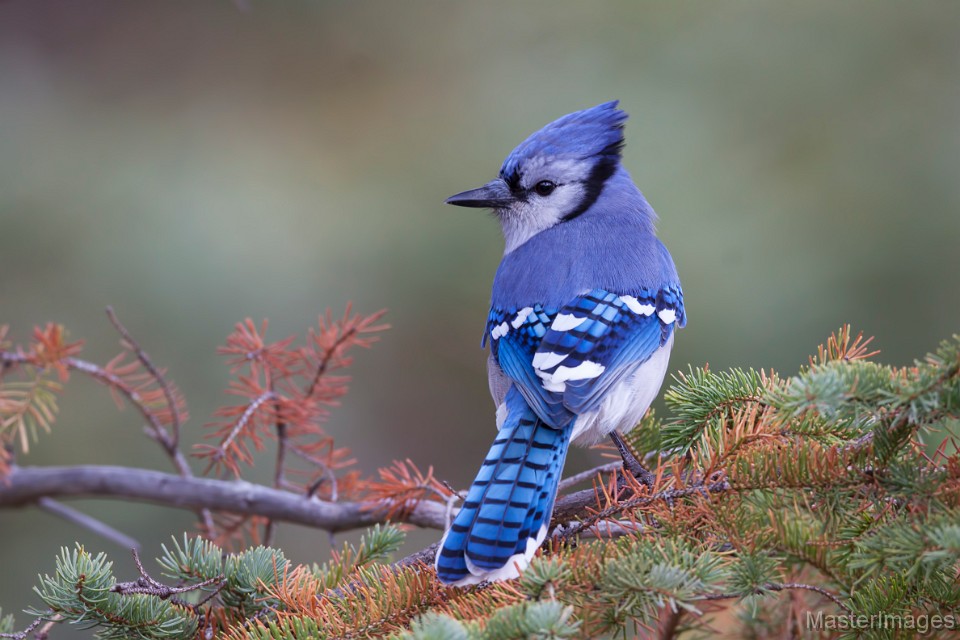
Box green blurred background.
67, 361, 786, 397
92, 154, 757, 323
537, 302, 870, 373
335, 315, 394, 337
1, 0, 958, 632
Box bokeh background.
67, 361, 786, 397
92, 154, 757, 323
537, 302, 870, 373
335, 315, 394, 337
1, 1, 958, 633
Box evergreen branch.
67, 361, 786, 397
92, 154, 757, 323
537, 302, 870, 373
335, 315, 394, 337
4, 323, 959, 637
0, 464, 449, 532
30, 546, 199, 640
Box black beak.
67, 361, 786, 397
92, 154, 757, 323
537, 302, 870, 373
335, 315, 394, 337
445, 179, 514, 208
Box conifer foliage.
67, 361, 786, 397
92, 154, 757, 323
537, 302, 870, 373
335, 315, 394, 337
2, 318, 959, 639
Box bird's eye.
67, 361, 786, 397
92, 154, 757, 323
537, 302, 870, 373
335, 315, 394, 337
534, 180, 556, 196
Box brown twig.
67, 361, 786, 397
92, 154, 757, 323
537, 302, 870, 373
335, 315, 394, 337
557, 479, 731, 542
264, 384, 287, 547
99, 309, 216, 536
216, 391, 276, 462
111, 548, 225, 600
305, 321, 360, 398
700, 581, 850, 613
0, 615, 62, 640
289, 444, 339, 501
105, 307, 184, 447
657, 608, 684, 640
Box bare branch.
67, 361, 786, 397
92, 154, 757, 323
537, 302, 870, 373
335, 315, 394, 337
305, 330, 352, 398
0, 460, 680, 545
0, 464, 448, 532
556, 461, 621, 492
37, 497, 141, 551
0, 616, 45, 640
2, 346, 217, 537
700, 581, 850, 613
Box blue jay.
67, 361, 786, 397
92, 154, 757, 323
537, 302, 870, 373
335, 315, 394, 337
436, 101, 685, 586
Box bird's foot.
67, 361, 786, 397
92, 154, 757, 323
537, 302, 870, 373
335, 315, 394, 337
610, 431, 655, 488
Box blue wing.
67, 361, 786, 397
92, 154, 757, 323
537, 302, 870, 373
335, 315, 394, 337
487, 286, 685, 426
486, 304, 569, 427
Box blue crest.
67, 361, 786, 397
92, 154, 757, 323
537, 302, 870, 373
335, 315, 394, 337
499, 101, 627, 185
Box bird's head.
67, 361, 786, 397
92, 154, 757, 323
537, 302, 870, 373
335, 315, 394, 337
446, 101, 628, 252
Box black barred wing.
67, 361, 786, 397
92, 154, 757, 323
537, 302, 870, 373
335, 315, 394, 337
533, 287, 684, 415
485, 304, 571, 427
487, 287, 685, 426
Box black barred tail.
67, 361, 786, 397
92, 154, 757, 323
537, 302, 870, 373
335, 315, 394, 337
435, 388, 572, 586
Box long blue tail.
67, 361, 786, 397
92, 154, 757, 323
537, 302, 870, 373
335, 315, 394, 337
436, 388, 572, 585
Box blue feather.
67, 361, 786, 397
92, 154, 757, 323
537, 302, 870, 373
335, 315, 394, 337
435, 388, 571, 584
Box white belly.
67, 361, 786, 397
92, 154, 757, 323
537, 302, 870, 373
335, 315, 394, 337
569, 335, 673, 446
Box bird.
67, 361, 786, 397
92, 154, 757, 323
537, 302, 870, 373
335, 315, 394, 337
436, 101, 685, 586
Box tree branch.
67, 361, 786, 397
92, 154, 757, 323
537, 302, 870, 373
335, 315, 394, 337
556, 461, 621, 492
1, 461, 640, 548
1, 465, 448, 533
36, 497, 141, 551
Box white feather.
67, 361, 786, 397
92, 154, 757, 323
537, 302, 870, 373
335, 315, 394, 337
532, 351, 568, 370
450, 524, 548, 587
536, 369, 567, 393
512, 307, 534, 329
551, 313, 587, 331
550, 360, 605, 383
491, 322, 510, 340
620, 295, 655, 316
657, 308, 676, 325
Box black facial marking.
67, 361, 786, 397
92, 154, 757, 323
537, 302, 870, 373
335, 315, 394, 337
502, 167, 522, 191
559, 137, 624, 222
